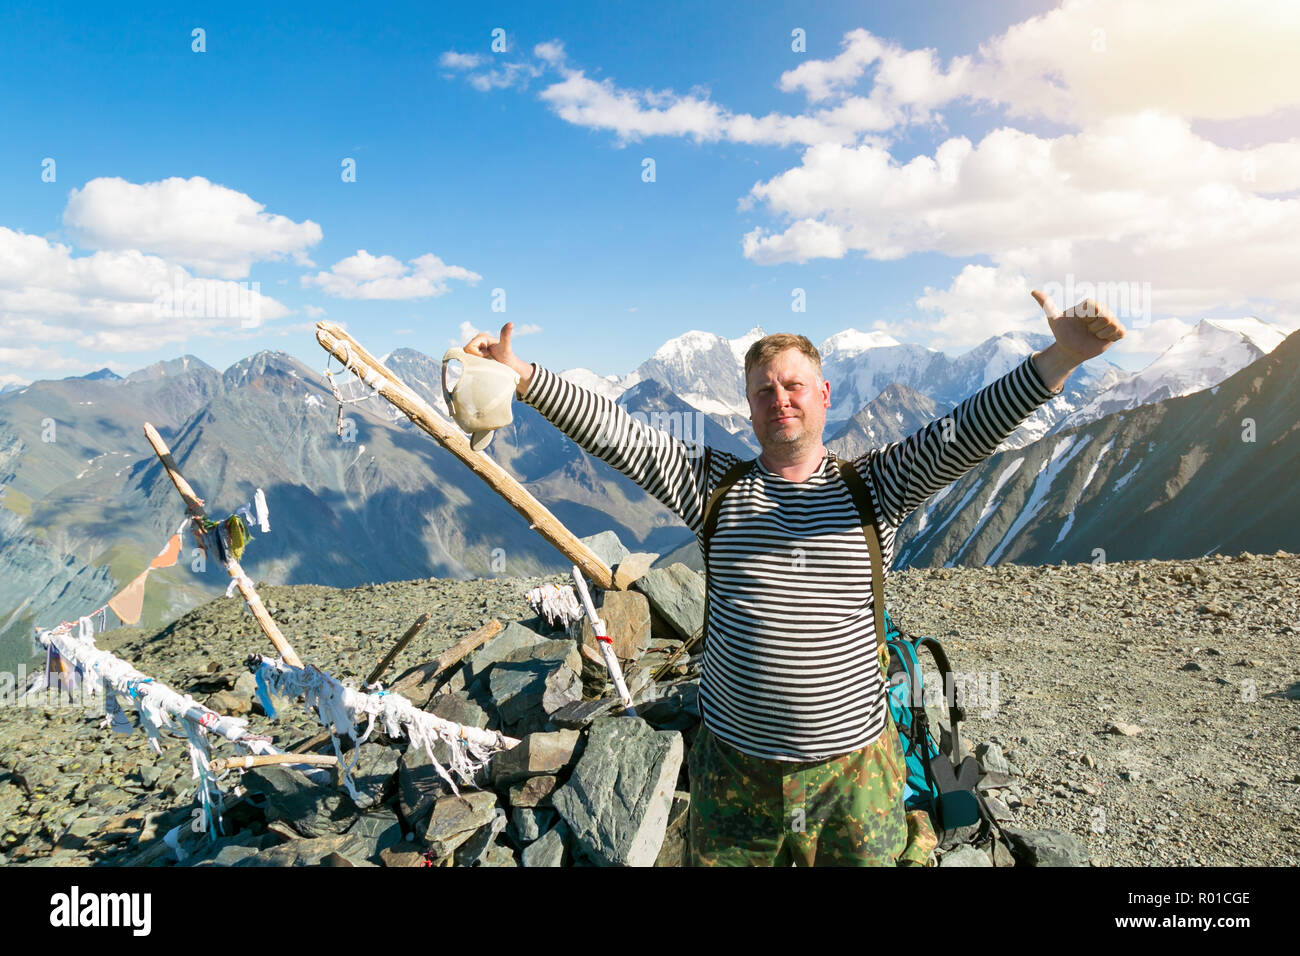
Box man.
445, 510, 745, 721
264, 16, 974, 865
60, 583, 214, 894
464, 290, 1125, 866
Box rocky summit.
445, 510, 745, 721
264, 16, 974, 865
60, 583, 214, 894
0, 544, 1296, 868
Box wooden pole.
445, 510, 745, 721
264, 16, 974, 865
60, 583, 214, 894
208, 752, 338, 773
314, 322, 617, 590
365, 611, 432, 686
395, 617, 503, 705
291, 618, 504, 754
142, 423, 304, 668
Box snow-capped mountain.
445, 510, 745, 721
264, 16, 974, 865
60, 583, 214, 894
1046, 317, 1287, 436
621, 326, 765, 421
558, 368, 626, 403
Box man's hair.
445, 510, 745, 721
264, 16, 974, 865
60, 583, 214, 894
744, 333, 823, 386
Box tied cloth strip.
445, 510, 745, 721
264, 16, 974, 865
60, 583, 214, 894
35, 623, 290, 839
525, 582, 584, 629
252, 656, 518, 799
322, 343, 403, 436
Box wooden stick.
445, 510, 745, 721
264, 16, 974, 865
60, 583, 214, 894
142, 423, 303, 668
315, 322, 617, 590
651, 622, 704, 683
365, 611, 431, 686
208, 752, 338, 772
290, 618, 504, 754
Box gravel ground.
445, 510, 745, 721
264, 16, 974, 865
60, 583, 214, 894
1, 552, 1296, 866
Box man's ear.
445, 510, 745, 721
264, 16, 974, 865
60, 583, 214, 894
821, 378, 831, 408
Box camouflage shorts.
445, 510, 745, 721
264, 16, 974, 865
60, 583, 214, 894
687, 715, 937, 867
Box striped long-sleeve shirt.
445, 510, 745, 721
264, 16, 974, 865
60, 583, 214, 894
522, 356, 1060, 761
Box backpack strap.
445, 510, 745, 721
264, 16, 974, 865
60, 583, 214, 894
701, 455, 756, 559
833, 456, 888, 662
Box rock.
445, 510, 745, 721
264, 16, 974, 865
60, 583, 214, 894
1182, 661, 1205, 672
976, 770, 1016, 791
458, 622, 553, 688
206, 690, 251, 717
428, 692, 490, 730
552, 717, 683, 867
975, 742, 1011, 775
490, 730, 582, 787
487, 658, 584, 736
984, 795, 1015, 822
550, 698, 621, 730
233, 671, 259, 700
378, 840, 427, 867
991, 839, 1017, 867
422, 790, 500, 859
346, 744, 400, 811
509, 807, 557, 846
346, 809, 404, 862
1003, 827, 1091, 867
138, 764, 161, 790
521, 823, 568, 867
612, 552, 660, 590
654, 791, 691, 867
507, 775, 560, 808
477, 839, 519, 867
231, 834, 362, 867
399, 744, 451, 829
570, 590, 652, 662
426, 694, 490, 770
1081, 753, 1096, 769
578, 531, 630, 570
243, 766, 354, 838
454, 808, 508, 866
939, 845, 993, 867
1104, 720, 1144, 736
633, 564, 705, 643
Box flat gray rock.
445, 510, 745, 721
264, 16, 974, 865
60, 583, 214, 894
521, 824, 568, 868
1003, 827, 1091, 867
633, 564, 705, 642
552, 716, 683, 867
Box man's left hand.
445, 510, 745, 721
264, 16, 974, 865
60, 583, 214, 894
1031, 290, 1126, 362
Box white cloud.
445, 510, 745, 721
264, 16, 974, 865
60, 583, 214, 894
513, 323, 542, 335
440, 48, 542, 91
302, 304, 327, 318
743, 112, 1300, 318
64, 176, 322, 279
533, 40, 565, 66
973, 0, 1300, 125
302, 250, 481, 300
0, 227, 291, 357
440, 51, 485, 70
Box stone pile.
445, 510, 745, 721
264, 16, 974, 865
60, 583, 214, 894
3, 530, 1093, 868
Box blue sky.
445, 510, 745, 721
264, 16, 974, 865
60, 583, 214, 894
3, 0, 1298, 386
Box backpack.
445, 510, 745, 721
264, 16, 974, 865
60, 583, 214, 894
700, 452, 1000, 843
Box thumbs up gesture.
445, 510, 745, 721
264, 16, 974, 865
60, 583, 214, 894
1031, 290, 1126, 362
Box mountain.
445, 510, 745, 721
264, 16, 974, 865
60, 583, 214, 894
1047, 317, 1287, 436
622, 326, 765, 423
894, 328, 1300, 569
826, 383, 950, 460
80, 368, 122, 382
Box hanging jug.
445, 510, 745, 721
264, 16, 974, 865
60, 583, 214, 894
441, 347, 521, 451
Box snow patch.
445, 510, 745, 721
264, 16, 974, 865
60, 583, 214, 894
987, 435, 1092, 564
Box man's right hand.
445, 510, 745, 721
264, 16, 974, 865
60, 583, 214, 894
464, 321, 534, 397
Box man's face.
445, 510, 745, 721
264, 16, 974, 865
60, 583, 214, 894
746, 348, 831, 456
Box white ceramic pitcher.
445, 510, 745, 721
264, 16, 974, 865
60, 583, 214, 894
441, 347, 521, 451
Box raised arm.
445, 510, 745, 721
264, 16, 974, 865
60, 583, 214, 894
464, 322, 716, 533
862, 291, 1126, 528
